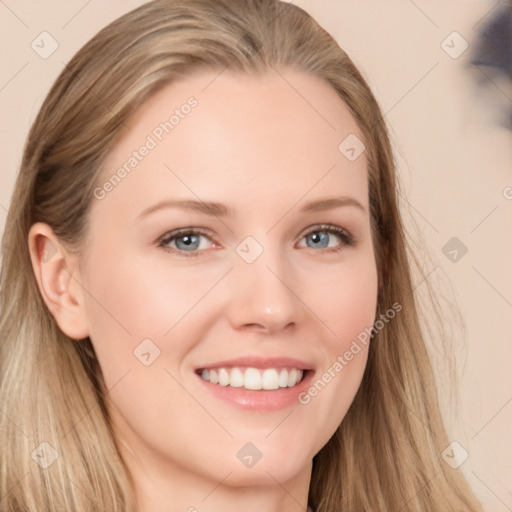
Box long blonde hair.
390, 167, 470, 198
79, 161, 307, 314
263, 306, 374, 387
0, 1, 482, 510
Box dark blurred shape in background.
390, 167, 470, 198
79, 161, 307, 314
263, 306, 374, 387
469, 1, 512, 131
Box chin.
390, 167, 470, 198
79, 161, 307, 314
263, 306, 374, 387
222, 467, 305, 488
220, 448, 311, 487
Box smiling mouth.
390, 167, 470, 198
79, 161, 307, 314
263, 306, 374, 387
195, 366, 308, 390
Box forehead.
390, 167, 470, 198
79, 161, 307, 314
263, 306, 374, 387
92, 67, 368, 220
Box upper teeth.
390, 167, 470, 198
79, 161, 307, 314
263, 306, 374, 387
200, 367, 304, 390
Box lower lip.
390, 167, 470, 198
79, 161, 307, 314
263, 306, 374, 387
195, 370, 315, 411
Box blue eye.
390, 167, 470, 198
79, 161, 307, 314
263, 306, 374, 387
157, 228, 213, 257
157, 224, 355, 257
301, 225, 355, 251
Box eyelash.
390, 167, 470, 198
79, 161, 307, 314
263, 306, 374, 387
156, 224, 356, 258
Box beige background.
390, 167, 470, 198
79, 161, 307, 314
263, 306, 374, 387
1, 1, 511, 510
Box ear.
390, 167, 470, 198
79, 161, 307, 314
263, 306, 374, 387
28, 222, 89, 339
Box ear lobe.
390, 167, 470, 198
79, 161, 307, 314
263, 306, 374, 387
28, 222, 89, 339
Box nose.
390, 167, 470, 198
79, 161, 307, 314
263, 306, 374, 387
226, 242, 301, 335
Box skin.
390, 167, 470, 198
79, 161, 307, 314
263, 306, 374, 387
29, 67, 378, 512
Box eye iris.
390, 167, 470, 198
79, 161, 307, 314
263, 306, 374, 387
308, 231, 329, 248
176, 234, 200, 250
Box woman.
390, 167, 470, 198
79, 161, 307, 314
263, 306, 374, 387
0, 0, 483, 510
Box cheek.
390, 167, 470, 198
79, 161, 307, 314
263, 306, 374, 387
81, 250, 218, 364
309, 252, 378, 348
297, 253, 378, 450
79, 251, 210, 445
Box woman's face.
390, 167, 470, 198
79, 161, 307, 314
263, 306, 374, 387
77, 68, 378, 490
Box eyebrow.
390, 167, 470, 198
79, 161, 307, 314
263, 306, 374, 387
136, 196, 366, 220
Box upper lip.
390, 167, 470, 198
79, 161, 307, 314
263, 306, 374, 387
196, 356, 314, 371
